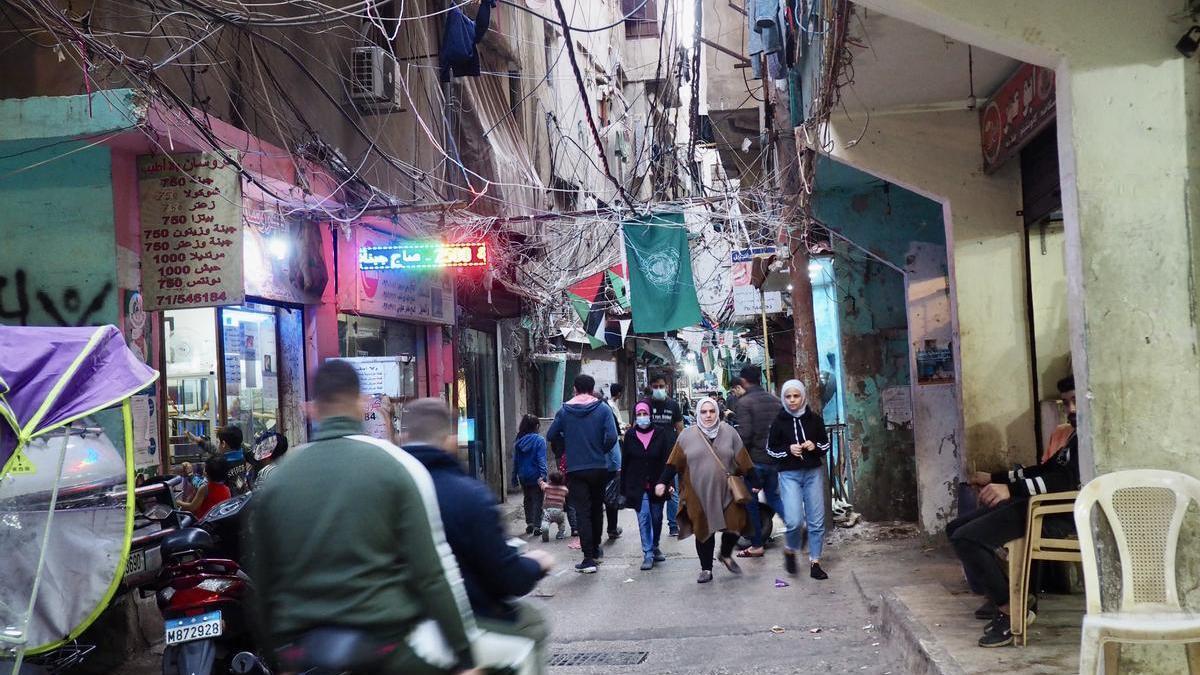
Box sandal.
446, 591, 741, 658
737, 547, 765, 558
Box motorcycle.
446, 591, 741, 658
156, 492, 266, 675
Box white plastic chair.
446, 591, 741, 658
1074, 469, 1200, 674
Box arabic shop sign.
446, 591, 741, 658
980, 63, 1055, 173
138, 152, 245, 311
359, 241, 487, 271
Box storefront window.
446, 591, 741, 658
338, 314, 419, 358
164, 307, 220, 465
221, 302, 280, 440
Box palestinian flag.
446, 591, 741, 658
568, 264, 629, 348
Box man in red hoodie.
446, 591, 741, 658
546, 374, 618, 574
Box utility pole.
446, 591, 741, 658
766, 75, 822, 413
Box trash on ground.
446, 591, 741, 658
774, 578, 790, 588
809, 627, 822, 633
623, 578, 634, 583
770, 625, 785, 634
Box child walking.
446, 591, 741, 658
539, 471, 570, 542
514, 414, 548, 534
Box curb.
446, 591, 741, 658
878, 589, 968, 675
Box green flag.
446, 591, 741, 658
623, 212, 702, 333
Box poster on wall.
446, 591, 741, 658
337, 226, 456, 325
222, 324, 243, 396
242, 193, 328, 304
123, 289, 149, 363
130, 394, 160, 468
364, 394, 393, 441
138, 152, 244, 311
731, 248, 783, 317
916, 340, 955, 385
330, 356, 411, 397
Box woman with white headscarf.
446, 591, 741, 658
767, 379, 831, 580
655, 397, 756, 583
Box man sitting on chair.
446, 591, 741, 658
948, 375, 1081, 648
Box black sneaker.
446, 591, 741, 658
640, 556, 654, 571
810, 562, 828, 580
974, 599, 998, 620
978, 614, 1013, 648
575, 559, 598, 574
669, 526, 680, 537
697, 570, 713, 583
607, 527, 623, 540
541, 528, 550, 543
719, 556, 743, 575
595, 546, 604, 560
783, 550, 798, 576
652, 548, 666, 562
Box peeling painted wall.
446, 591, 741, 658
0, 139, 118, 328
815, 179, 947, 523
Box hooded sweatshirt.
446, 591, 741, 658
546, 395, 618, 474
513, 432, 548, 484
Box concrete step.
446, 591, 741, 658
877, 582, 1083, 675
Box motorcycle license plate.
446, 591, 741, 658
164, 611, 224, 645
125, 550, 146, 576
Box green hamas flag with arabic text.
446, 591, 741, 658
623, 212, 702, 333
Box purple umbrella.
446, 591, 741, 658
0, 325, 158, 471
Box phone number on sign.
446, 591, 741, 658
155, 291, 228, 306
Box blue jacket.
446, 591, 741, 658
402, 443, 544, 622
513, 433, 548, 484
546, 398, 618, 474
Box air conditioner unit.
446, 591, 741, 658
350, 45, 406, 114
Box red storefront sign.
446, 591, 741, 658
980, 64, 1056, 173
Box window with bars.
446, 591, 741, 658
623, 0, 659, 39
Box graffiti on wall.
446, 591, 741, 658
0, 269, 114, 326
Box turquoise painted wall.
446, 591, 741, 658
0, 138, 118, 327
814, 179, 945, 521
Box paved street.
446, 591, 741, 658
109, 505, 908, 675
527, 508, 900, 675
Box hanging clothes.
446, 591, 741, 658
748, 0, 785, 80
439, 0, 498, 82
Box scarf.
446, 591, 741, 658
634, 402, 654, 447
780, 379, 807, 418
696, 396, 721, 439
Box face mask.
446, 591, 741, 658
635, 415, 652, 428
652, 388, 667, 401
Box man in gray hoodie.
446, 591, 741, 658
546, 374, 618, 574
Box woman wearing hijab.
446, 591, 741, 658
656, 397, 756, 583
768, 379, 831, 580
622, 401, 675, 570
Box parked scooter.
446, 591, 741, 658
156, 492, 267, 675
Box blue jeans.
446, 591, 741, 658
778, 467, 826, 560
665, 476, 680, 531
745, 463, 785, 547
636, 493, 664, 556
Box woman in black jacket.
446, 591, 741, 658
622, 401, 675, 570
768, 379, 831, 580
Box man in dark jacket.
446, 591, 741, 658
950, 376, 1081, 648
247, 362, 479, 674
733, 365, 787, 556
403, 398, 554, 671
546, 374, 618, 574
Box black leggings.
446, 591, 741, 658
695, 531, 740, 571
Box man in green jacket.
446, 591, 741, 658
246, 360, 481, 674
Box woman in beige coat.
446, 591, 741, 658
656, 397, 756, 583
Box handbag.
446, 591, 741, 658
604, 472, 626, 509
700, 432, 752, 505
